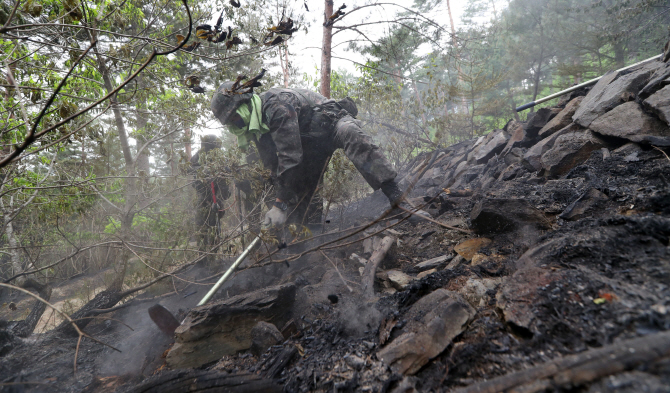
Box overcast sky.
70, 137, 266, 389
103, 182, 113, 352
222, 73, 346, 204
287, 0, 468, 77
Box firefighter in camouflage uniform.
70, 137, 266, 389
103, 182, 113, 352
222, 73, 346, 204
210, 76, 428, 228
189, 135, 230, 252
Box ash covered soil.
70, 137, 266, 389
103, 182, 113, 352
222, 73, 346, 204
3, 59, 670, 392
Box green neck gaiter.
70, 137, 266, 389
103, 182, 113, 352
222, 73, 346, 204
227, 94, 269, 151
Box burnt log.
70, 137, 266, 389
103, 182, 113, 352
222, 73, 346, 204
11, 279, 51, 337
0, 323, 19, 356
453, 330, 670, 393
167, 283, 296, 369
56, 289, 124, 335
124, 370, 281, 393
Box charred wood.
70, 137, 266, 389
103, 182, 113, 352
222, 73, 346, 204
11, 279, 51, 337
56, 289, 123, 335
453, 330, 670, 393
263, 345, 298, 379
166, 283, 297, 368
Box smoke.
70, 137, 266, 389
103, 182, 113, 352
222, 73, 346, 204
339, 298, 382, 337
95, 212, 377, 376
97, 303, 174, 376
96, 266, 209, 376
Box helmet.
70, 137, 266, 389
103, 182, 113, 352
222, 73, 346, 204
201, 134, 222, 151
211, 81, 253, 125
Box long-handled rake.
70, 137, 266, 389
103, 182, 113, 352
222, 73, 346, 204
148, 234, 262, 335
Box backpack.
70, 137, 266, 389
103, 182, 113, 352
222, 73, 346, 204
291, 91, 358, 137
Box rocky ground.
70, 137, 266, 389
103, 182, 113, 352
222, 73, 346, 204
2, 56, 670, 392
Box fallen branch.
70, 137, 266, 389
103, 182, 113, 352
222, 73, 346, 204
88, 289, 179, 315
361, 236, 396, 298
453, 330, 670, 393
398, 205, 472, 234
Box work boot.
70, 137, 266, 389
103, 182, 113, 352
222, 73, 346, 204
380, 181, 432, 224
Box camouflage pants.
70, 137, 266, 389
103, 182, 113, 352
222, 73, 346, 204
333, 116, 397, 190
287, 115, 397, 225
195, 195, 223, 254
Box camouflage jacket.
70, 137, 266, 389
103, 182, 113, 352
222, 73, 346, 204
256, 88, 328, 203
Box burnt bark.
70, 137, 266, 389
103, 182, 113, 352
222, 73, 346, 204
11, 279, 51, 337
454, 330, 670, 393
263, 345, 298, 379
446, 0, 468, 115
56, 289, 123, 335
166, 283, 297, 369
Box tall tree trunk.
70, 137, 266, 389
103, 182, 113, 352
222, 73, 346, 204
394, 64, 405, 117
530, 21, 545, 114
168, 132, 178, 175
446, 0, 469, 114
470, 88, 476, 138
134, 76, 150, 177
90, 34, 136, 293
185, 125, 192, 161
505, 82, 520, 121
574, 56, 582, 84
320, 0, 334, 98
81, 138, 86, 168
614, 41, 625, 68
411, 79, 428, 127
446, 0, 456, 47
439, 90, 449, 121
531, 61, 542, 114
279, 45, 290, 88
4, 213, 23, 286
135, 110, 150, 176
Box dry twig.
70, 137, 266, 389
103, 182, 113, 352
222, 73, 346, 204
653, 145, 670, 161
320, 250, 354, 292
397, 205, 471, 234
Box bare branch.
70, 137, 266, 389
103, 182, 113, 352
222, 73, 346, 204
0, 0, 22, 33
3, 241, 122, 283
